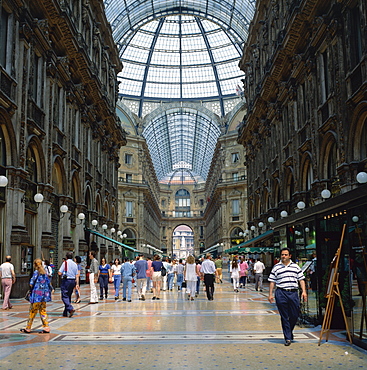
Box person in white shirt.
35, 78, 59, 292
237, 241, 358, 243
200, 253, 217, 301
162, 257, 170, 291
254, 258, 266, 292
0, 256, 16, 310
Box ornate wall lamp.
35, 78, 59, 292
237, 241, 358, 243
60, 205, 68, 219
91, 219, 98, 229
356, 172, 367, 184
297, 201, 306, 210
77, 212, 85, 225
21, 192, 44, 208
321, 189, 331, 199
0, 175, 8, 187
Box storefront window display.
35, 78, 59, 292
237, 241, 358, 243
316, 210, 353, 330
348, 206, 367, 348
285, 220, 318, 325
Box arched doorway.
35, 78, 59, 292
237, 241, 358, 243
172, 225, 194, 259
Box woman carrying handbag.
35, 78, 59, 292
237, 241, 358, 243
20, 258, 53, 334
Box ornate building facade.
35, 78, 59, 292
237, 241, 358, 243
238, 0, 367, 348
0, 0, 126, 295
116, 100, 248, 258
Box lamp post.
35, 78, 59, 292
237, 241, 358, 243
280, 210, 288, 218
91, 219, 98, 229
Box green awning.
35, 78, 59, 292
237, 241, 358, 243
236, 230, 273, 249
239, 246, 274, 253
305, 243, 316, 250
224, 246, 239, 254
86, 229, 139, 253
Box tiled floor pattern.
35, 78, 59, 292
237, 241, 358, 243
0, 276, 366, 369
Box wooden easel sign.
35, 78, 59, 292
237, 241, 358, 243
318, 223, 352, 345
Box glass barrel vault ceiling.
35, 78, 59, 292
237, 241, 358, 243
104, 0, 256, 183
104, 0, 256, 118
143, 108, 221, 184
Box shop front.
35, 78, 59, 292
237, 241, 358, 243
272, 185, 367, 348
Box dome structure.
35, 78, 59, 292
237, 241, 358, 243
104, 0, 256, 183
104, 0, 256, 118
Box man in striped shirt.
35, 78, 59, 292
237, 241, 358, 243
268, 248, 307, 346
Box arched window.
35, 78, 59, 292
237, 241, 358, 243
175, 189, 190, 207
360, 121, 367, 160
230, 227, 243, 237
327, 142, 337, 179
285, 169, 294, 201
174, 189, 190, 217
273, 179, 281, 208
0, 127, 5, 169
305, 162, 313, 191
26, 147, 37, 183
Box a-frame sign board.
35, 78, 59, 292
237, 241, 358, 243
318, 223, 352, 345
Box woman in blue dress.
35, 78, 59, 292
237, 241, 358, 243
20, 258, 53, 333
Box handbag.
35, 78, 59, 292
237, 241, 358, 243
24, 289, 32, 301
161, 265, 167, 277
25, 271, 40, 301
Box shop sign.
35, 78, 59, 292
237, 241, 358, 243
231, 238, 244, 245
124, 239, 136, 247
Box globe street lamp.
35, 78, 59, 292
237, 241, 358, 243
0, 175, 8, 187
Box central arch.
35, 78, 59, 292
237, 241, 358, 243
172, 225, 194, 259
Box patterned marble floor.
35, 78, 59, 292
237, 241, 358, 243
0, 274, 366, 370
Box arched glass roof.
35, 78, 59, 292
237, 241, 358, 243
104, 1, 256, 118
142, 108, 221, 183
104, 1, 255, 183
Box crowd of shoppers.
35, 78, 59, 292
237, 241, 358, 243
2, 252, 274, 336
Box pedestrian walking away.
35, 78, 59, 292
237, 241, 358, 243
88, 251, 99, 304
135, 254, 148, 301
230, 259, 240, 292
58, 252, 78, 317
184, 255, 198, 301
73, 256, 82, 303
121, 257, 136, 302
268, 248, 307, 346
254, 258, 265, 291
0, 255, 16, 310
215, 256, 223, 283
150, 255, 163, 300
201, 253, 217, 301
